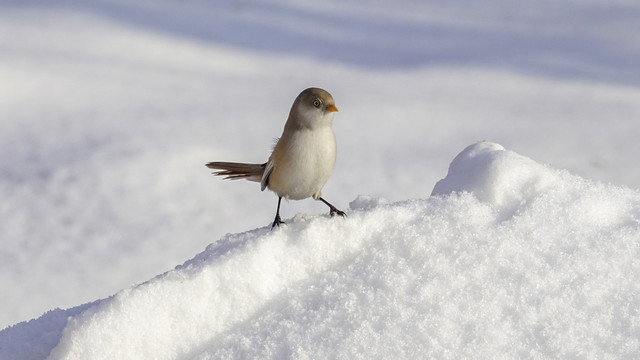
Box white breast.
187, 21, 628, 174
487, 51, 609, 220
267, 127, 337, 200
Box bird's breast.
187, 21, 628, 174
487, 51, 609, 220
268, 128, 337, 200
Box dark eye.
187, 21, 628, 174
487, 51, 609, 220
313, 99, 321, 108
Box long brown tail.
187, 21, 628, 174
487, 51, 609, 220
206, 162, 266, 182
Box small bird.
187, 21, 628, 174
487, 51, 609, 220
206, 87, 346, 228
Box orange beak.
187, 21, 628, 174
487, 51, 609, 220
325, 104, 338, 112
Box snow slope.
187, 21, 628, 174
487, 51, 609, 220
1, 142, 639, 359
2, 0, 640, 336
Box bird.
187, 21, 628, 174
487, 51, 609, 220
206, 87, 346, 229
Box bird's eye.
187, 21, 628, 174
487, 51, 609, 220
313, 99, 321, 108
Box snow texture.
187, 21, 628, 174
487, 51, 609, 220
2, 0, 640, 358
2, 142, 640, 359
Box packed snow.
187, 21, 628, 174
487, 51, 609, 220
2, 142, 639, 359
2, 0, 640, 358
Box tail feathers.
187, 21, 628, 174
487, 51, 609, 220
206, 161, 266, 182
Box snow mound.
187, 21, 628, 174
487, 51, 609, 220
2, 142, 639, 359
433, 142, 563, 220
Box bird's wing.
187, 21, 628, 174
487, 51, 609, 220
261, 160, 274, 191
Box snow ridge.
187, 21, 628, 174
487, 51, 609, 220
2, 142, 639, 359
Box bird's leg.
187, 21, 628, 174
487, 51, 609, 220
319, 197, 347, 217
271, 196, 285, 229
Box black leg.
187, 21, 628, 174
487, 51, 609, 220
271, 196, 285, 229
319, 197, 346, 217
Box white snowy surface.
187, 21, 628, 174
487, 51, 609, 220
1, 0, 640, 356
2, 141, 639, 359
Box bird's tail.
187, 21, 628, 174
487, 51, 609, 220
206, 161, 266, 182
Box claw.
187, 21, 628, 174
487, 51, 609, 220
271, 213, 284, 229
329, 206, 347, 218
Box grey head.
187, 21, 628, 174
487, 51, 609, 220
286, 87, 338, 130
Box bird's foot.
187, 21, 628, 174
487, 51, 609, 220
271, 214, 285, 229
329, 206, 347, 218
319, 197, 347, 218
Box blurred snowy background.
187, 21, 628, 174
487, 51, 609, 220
1, 0, 639, 330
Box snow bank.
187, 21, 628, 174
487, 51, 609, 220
3, 0, 640, 330
2, 142, 639, 359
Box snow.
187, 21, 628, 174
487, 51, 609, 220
1, 0, 640, 358
2, 141, 640, 359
